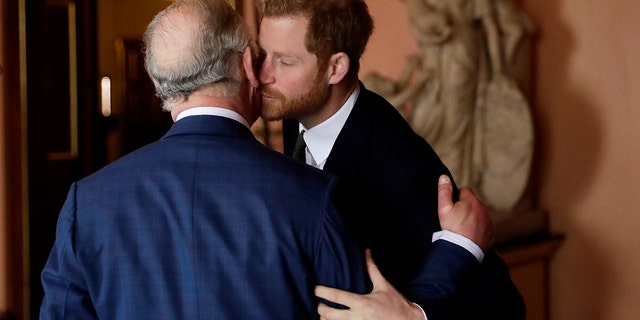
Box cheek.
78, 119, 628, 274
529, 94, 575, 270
286, 78, 315, 98
276, 69, 318, 96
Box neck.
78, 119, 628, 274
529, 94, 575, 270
171, 84, 255, 124
299, 80, 359, 129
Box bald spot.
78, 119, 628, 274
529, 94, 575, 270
149, 4, 201, 73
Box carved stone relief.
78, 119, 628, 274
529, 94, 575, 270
364, 0, 544, 241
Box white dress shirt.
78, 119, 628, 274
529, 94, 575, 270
298, 87, 358, 169
176, 106, 250, 128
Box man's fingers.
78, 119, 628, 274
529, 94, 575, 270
317, 302, 348, 320
315, 285, 359, 307
317, 302, 340, 320
437, 175, 454, 215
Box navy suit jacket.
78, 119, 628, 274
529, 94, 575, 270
283, 84, 525, 319
40, 115, 370, 319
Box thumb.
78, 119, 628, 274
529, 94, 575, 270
365, 249, 389, 291
438, 175, 454, 217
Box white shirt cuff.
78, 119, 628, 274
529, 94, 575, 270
412, 302, 428, 320
432, 230, 484, 263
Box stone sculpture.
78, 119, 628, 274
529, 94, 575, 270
364, 0, 537, 216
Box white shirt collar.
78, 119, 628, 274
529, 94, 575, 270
300, 86, 360, 169
176, 106, 250, 128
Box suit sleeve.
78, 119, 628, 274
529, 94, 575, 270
40, 183, 98, 320
312, 180, 371, 299
406, 240, 479, 300
388, 168, 525, 319
380, 154, 524, 319
413, 247, 526, 320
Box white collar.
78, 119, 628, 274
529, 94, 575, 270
300, 86, 360, 169
176, 106, 250, 128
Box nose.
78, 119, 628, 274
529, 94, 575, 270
259, 58, 274, 85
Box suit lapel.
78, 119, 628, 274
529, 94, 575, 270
324, 84, 372, 173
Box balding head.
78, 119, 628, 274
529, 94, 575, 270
143, 0, 252, 111
147, 4, 202, 75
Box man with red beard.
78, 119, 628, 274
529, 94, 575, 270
256, 0, 525, 319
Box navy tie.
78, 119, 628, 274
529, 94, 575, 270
292, 130, 306, 162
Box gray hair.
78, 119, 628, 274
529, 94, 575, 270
143, 0, 252, 111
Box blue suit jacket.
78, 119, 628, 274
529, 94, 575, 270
283, 84, 525, 319
40, 115, 370, 319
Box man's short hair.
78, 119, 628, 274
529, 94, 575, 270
144, 0, 252, 110
258, 0, 374, 81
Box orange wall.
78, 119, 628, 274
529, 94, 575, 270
362, 1, 640, 319
519, 1, 640, 319
360, 1, 418, 79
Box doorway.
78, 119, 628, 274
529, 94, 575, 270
25, 0, 101, 317
23, 0, 171, 318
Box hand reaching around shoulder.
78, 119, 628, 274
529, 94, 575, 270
315, 249, 425, 320
437, 175, 493, 252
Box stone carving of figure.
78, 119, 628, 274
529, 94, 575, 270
364, 0, 535, 213
492, 0, 536, 97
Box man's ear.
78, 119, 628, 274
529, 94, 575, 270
243, 46, 259, 88
326, 52, 350, 85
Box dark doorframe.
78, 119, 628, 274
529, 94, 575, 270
23, 0, 103, 318
2, 0, 28, 318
